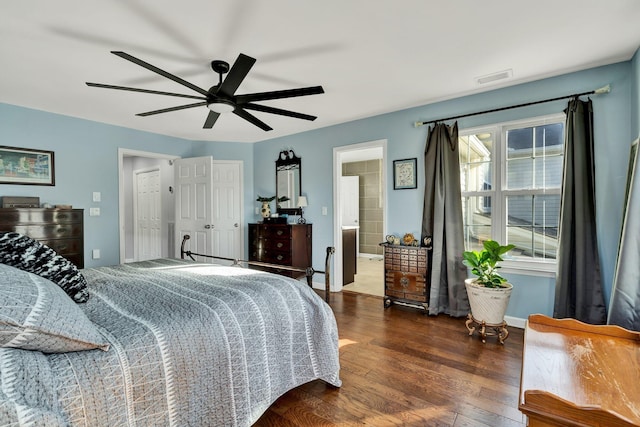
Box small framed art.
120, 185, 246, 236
0, 146, 55, 186
393, 158, 417, 190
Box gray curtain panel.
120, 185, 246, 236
554, 98, 607, 324
421, 122, 469, 316
608, 142, 640, 331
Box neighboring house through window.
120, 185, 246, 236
459, 113, 565, 273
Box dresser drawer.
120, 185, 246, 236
386, 271, 426, 291
262, 250, 292, 265
39, 238, 83, 255
263, 238, 291, 251
261, 226, 291, 239
385, 271, 427, 302
0, 209, 82, 224
2, 223, 83, 239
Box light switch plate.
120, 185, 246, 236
92, 192, 101, 202
89, 207, 100, 216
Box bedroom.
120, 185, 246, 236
1, 1, 640, 425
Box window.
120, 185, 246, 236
459, 114, 565, 271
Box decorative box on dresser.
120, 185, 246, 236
381, 243, 430, 311
248, 223, 312, 279
0, 208, 84, 268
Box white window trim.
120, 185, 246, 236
460, 113, 565, 276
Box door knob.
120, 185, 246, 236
234, 223, 239, 227
205, 224, 214, 229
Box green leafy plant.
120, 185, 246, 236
463, 240, 515, 288
256, 195, 290, 203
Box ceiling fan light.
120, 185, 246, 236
207, 100, 235, 113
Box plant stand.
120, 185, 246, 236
465, 313, 509, 344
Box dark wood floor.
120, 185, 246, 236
255, 291, 526, 427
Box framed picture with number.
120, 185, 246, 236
393, 158, 417, 190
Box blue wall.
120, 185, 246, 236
632, 49, 640, 139
0, 104, 256, 267
2, 53, 638, 321
255, 60, 635, 320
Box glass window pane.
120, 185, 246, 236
507, 158, 533, 189
507, 127, 533, 158
535, 123, 564, 154
462, 196, 491, 251
459, 132, 493, 192
506, 195, 560, 259
534, 156, 564, 189
462, 161, 492, 192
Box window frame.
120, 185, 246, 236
459, 112, 566, 276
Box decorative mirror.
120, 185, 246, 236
276, 149, 302, 215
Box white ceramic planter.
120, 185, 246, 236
465, 278, 513, 325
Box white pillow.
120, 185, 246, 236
0, 264, 109, 353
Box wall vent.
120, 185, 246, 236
476, 69, 513, 85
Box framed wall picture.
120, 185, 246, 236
0, 146, 55, 186
393, 158, 417, 190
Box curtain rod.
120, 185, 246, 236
413, 84, 611, 128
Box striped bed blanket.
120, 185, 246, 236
0, 258, 341, 426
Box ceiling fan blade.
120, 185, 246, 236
235, 86, 324, 103
242, 103, 317, 121
233, 108, 272, 131
203, 110, 220, 129
136, 101, 207, 117
217, 53, 256, 97
86, 82, 206, 100
111, 51, 210, 97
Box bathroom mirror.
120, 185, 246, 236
276, 149, 302, 215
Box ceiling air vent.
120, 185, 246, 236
476, 69, 513, 85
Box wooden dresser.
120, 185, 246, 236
382, 243, 430, 310
248, 223, 312, 279
519, 314, 640, 427
0, 208, 84, 268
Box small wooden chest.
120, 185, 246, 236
382, 243, 430, 310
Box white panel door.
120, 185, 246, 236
134, 168, 161, 261
341, 176, 359, 226
211, 161, 243, 260
174, 156, 213, 261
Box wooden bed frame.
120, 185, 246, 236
180, 235, 335, 303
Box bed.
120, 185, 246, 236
0, 231, 341, 426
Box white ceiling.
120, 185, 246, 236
2, 1, 640, 143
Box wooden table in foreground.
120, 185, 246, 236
519, 314, 640, 427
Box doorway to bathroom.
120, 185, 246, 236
333, 139, 387, 297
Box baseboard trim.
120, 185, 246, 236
505, 315, 526, 329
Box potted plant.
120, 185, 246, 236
462, 240, 515, 342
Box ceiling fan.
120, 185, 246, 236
86, 51, 324, 131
